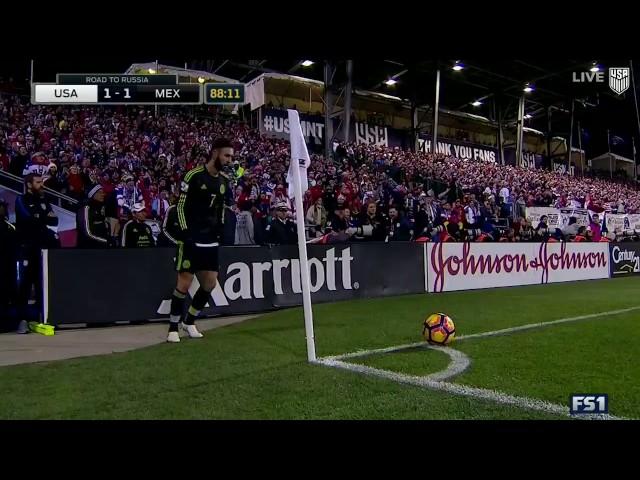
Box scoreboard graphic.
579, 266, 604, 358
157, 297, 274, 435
31, 73, 245, 105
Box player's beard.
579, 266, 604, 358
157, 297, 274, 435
214, 154, 223, 172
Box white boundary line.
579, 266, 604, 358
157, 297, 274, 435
315, 357, 624, 420
324, 305, 640, 361
315, 306, 640, 420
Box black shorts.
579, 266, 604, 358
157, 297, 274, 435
175, 241, 219, 273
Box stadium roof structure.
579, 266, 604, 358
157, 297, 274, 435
124, 62, 238, 84
196, 59, 635, 131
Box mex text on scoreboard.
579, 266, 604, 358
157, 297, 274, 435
32, 73, 202, 105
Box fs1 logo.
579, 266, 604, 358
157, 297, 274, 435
570, 394, 609, 415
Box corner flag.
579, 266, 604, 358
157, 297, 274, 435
286, 110, 310, 199
287, 109, 316, 362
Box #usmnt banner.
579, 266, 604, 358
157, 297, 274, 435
525, 207, 590, 229
417, 137, 497, 163
260, 108, 325, 143
260, 108, 407, 148
426, 242, 609, 293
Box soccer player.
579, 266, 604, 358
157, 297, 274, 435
167, 138, 234, 343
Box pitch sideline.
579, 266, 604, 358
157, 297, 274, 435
315, 306, 640, 420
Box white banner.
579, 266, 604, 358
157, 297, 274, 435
355, 123, 388, 147
525, 207, 590, 229
418, 138, 497, 162
605, 213, 640, 233
426, 242, 609, 293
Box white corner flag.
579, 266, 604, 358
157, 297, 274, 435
286, 110, 311, 199
287, 109, 317, 362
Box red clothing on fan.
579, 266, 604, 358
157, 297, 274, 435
68, 173, 85, 194
101, 180, 115, 196
309, 185, 324, 203
0, 153, 9, 171
449, 207, 464, 225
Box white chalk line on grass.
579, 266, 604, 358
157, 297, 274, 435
324, 305, 640, 361
315, 356, 624, 420
315, 306, 640, 420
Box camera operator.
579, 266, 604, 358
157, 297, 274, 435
350, 201, 387, 242
534, 215, 551, 241
518, 219, 535, 242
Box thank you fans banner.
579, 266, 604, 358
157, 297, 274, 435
417, 137, 497, 163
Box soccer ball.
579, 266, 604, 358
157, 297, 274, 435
423, 313, 456, 345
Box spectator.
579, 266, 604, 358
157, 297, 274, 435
330, 206, 348, 233
589, 214, 603, 242
235, 201, 256, 245
9, 146, 29, 176
76, 185, 111, 248
355, 202, 387, 242
306, 197, 327, 233
387, 206, 412, 241
121, 203, 155, 248
562, 217, 580, 239
152, 190, 170, 220
265, 202, 297, 245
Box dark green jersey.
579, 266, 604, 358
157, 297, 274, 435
177, 166, 234, 244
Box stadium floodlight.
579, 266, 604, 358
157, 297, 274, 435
301, 60, 314, 67
385, 78, 397, 86
452, 61, 464, 71
524, 114, 532, 119
590, 63, 600, 72
523, 83, 534, 93
472, 100, 482, 107
148, 68, 157, 74
197, 77, 205, 84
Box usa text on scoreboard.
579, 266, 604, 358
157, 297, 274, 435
31, 74, 245, 105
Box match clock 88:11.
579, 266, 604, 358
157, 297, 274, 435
204, 83, 245, 104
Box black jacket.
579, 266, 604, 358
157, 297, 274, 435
76, 200, 110, 248
0, 218, 18, 268
356, 212, 387, 242
15, 192, 60, 250
121, 220, 156, 248
265, 218, 297, 245
387, 215, 412, 241
158, 205, 180, 246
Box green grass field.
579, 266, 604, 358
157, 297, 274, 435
1, 277, 639, 419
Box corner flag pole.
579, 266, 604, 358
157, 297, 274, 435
288, 109, 317, 362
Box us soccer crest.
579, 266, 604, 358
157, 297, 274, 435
609, 67, 630, 95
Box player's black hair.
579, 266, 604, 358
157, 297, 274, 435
211, 137, 233, 150
24, 173, 40, 186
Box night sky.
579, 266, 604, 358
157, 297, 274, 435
3, 57, 639, 162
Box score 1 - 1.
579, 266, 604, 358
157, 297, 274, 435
103, 87, 131, 99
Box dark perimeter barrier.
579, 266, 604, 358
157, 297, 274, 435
43, 243, 426, 325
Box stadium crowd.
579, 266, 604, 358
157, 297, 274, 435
2, 94, 640, 249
